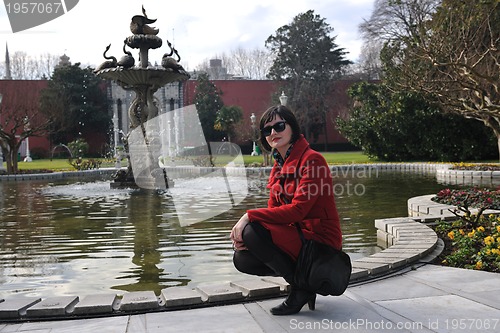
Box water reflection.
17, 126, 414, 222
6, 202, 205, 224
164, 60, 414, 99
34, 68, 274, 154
0, 170, 455, 298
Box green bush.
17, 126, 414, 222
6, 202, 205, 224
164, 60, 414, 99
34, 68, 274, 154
337, 82, 497, 162
67, 138, 89, 158
68, 157, 102, 170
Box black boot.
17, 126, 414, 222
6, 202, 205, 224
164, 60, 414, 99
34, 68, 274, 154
270, 286, 316, 316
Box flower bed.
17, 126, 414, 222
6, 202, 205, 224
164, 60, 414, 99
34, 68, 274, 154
432, 187, 500, 273
433, 215, 500, 273
450, 162, 500, 171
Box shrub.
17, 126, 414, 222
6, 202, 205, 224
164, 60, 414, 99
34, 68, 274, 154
68, 157, 102, 170
67, 138, 89, 158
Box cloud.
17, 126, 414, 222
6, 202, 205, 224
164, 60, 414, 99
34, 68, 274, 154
0, 0, 375, 70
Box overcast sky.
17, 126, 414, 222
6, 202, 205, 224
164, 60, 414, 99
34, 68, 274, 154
0, 0, 375, 71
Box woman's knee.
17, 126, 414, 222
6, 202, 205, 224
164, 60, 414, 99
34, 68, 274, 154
242, 222, 271, 249
232, 251, 245, 273
232, 250, 274, 276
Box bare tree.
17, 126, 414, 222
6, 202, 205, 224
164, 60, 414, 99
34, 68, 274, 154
357, 0, 439, 79
8, 51, 59, 79
229, 47, 274, 79
0, 81, 52, 173
358, 40, 384, 80
359, 0, 440, 43
195, 46, 273, 80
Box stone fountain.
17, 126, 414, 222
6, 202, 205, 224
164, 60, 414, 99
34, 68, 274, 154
94, 7, 190, 189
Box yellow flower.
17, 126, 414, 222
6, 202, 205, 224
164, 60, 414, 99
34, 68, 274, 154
489, 214, 495, 219
497, 237, 500, 243
497, 225, 500, 233
492, 249, 500, 255
448, 231, 455, 240
484, 236, 495, 246
477, 226, 485, 232
486, 249, 492, 255
468, 230, 475, 238
475, 261, 483, 270
459, 229, 465, 235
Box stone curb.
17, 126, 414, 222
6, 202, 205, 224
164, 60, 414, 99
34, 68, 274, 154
0, 168, 118, 182
436, 166, 500, 186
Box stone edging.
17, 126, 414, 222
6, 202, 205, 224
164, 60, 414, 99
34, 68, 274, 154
0, 162, 475, 322
0, 168, 118, 181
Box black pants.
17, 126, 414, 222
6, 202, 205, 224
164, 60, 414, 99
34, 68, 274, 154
233, 222, 295, 284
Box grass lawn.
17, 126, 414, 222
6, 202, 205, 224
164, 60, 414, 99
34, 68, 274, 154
243, 151, 376, 165
6, 151, 375, 172
13, 158, 118, 172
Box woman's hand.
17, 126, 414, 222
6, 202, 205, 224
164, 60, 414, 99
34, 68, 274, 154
230, 213, 250, 250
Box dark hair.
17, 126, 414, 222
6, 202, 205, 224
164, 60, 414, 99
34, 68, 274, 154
259, 105, 301, 152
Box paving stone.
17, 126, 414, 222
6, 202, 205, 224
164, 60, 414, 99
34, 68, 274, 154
119, 291, 159, 312
0, 298, 41, 319
355, 255, 407, 269
394, 239, 437, 245
351, 261, 390, 275
350, 268, 369, 281
376, 250, 422, 262
374, 218, 411, 232
196, 283, 243, 303
230, 279, 281, 298
261, 276, 290, 292
389, 222, 428, 234
26, 296, 79, 317
72, 294, 119, 315
161, 287, 203, 308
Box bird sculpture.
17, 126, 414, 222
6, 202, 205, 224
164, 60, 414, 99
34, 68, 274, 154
94, 44, 117, 73
130, 6, 159, 35
161, 40, 184, 71
117, 40, 135, 68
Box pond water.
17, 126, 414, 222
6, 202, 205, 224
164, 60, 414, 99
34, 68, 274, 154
0, 169, 457, 298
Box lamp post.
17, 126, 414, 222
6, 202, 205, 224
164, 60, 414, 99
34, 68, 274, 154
23, 117, 32, 162
279, 91, 288, 106
250, 112, 258, 156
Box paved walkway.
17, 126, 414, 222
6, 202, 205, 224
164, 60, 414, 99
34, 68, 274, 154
1, 263, 499, 333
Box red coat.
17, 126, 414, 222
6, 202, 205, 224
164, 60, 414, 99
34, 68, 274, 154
247, 135, 342, 260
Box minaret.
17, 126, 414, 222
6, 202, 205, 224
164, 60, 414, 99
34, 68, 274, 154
4, 43, 11, 80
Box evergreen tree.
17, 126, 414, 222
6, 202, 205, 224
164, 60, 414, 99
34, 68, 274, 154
194, 73, 224, 142
40, 63, 110, 145
265, 10, 351, 141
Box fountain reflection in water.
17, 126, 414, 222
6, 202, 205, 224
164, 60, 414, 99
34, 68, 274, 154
0, 170, 455, 298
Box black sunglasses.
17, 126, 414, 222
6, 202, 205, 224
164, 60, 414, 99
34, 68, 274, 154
261, 121, 287, 137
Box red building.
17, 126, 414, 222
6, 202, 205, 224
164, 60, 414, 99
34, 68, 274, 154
184, 79, 358, 152
0, 80, 50, 159
0, 80, 109, 159
0, 78, 360, 159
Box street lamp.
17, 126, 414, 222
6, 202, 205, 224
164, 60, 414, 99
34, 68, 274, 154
250, 112, 258, 156
24, 117, 32, 162
279, 91, 288, 106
